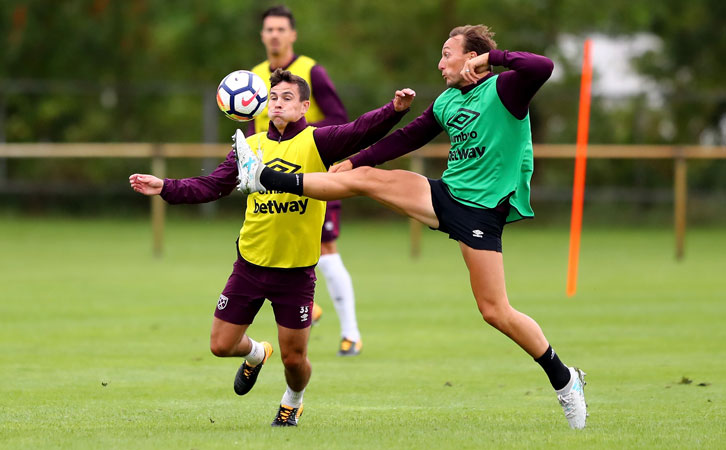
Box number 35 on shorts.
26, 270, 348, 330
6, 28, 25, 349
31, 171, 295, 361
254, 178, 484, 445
299, 306, 309, 322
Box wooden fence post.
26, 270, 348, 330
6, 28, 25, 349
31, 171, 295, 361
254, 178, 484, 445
151, 144, 166, 258
674, 150, 687, 261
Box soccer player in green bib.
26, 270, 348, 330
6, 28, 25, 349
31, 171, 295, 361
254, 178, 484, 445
237, 25, 588, 429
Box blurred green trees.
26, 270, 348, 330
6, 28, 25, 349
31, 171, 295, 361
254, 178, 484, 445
3, 0, 725, 144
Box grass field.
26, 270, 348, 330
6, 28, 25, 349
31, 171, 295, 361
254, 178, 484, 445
1, 216, 724, 449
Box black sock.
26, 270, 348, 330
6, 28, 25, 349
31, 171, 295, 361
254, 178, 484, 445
259, 167, 304, 195
534, 345, 571, 391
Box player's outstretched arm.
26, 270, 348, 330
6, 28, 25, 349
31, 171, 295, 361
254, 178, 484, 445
314, 89, 415, 167
347, 102, 442, 169
129, 174, 163, 196
134, 152, 238, 205
327, 88, 415, 173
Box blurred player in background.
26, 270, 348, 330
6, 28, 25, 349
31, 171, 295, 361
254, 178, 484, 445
250, 5, 362, 356
130, 70, 414, 426
236, 25, 588, 430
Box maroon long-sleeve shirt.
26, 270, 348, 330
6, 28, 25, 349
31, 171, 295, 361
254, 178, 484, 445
349, 49, 553, 168
161, 102, 407, 204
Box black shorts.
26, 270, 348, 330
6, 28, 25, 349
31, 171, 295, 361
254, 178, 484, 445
428, 179, 508, 252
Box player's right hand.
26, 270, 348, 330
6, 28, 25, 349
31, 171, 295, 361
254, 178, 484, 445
329, 160, 353, 173
461, 53, 490, 84
129, 173, 163, 196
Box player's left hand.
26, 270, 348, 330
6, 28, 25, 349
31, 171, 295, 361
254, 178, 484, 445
461, 53, 490, 84
393, 88, 416, 112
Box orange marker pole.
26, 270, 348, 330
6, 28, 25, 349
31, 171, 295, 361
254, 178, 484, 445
566, 39, 593, 297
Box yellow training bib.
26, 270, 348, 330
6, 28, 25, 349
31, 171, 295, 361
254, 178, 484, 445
238, 127, 326, 268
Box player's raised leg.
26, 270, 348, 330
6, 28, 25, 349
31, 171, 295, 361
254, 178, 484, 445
234, 136, 437, 226
210, 318, 254, 357
459, 244, 587, 429
257, 164, 440, 229
209, 317, 273, 395
311, 168, 439, 227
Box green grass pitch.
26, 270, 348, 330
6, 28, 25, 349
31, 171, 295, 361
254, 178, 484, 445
1, 217, 724, 448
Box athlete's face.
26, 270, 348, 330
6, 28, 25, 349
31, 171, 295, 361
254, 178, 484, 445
438, 35, 476, 88
261, 16, 297, 57
268, 81, 310, 129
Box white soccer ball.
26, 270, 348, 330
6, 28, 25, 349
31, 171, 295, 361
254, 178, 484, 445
216, 70, 268, 122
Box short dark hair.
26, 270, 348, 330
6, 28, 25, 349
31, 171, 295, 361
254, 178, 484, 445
449, 25, 497, 55
270, 68, 310, 101
261, 5, 295, 29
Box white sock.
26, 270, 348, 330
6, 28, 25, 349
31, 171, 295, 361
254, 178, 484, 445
555, 367, 576, 395
318, 253, 361, 342
281, 386, 305, 408
243, 338, 265, 366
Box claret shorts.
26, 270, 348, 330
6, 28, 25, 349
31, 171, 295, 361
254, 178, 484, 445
214, 254, 316, 329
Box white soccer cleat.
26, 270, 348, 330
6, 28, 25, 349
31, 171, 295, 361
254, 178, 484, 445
557, 367, 588, 429
232, 129, 266, 194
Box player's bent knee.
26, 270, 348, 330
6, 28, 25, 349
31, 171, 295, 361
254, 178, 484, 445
280, 352, 306, 369
209, 340, 234, 357
477, 303, 508, 329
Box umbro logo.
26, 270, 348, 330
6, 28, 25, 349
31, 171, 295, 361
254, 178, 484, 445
217, 294, 229, 310
265, 158, 301, 173
472, 229, 484, 238
446, 108, 480, 131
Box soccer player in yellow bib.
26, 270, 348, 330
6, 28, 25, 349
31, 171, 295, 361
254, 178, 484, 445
250, 6, 363, 357
129, 69, 415, 426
